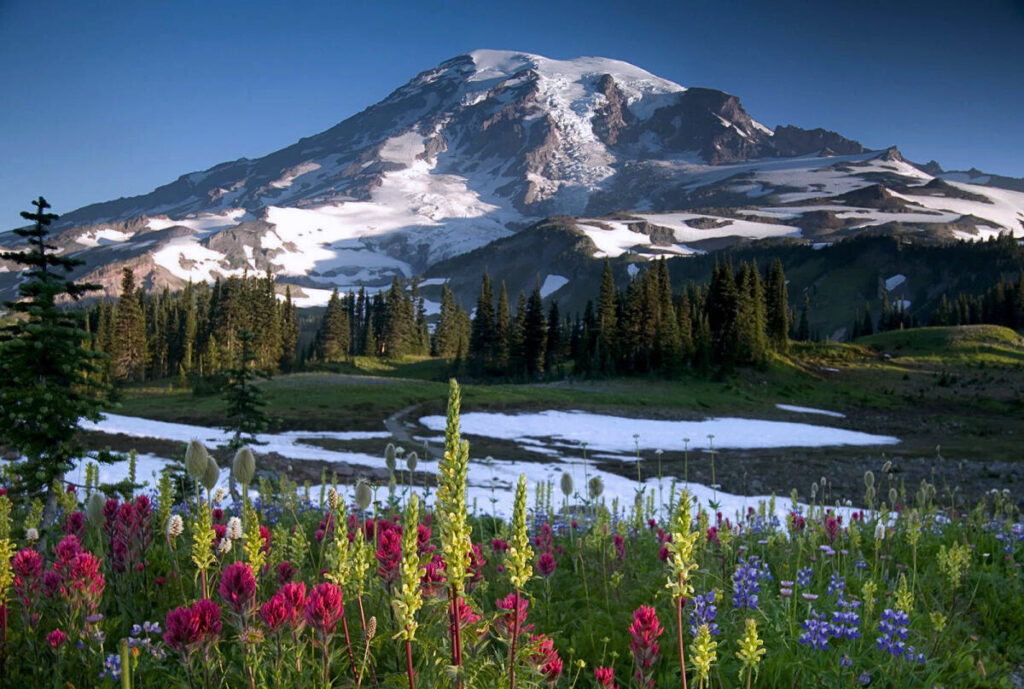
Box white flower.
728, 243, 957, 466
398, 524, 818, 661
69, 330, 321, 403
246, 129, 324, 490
218, 537, 233, 554
874, 521, 886, 541
25, 527, 39, 542
166, 515, 184, 538
327, 487, 338, 510
226, 516, 243, 540
212, 488, 227, 505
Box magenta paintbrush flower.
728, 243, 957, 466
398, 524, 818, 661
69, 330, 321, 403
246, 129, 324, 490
164, 599, 222, 654
218, 561, 257, 616
629, 605, 664, 689
305, 582, 344, 636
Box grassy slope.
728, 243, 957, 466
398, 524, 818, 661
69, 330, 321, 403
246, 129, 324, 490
112, 325, 1024, 460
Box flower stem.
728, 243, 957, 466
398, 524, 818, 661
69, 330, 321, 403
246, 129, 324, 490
677, 597, 688, 689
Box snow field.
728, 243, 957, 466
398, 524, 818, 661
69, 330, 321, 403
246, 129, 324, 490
74, 408, 892, 524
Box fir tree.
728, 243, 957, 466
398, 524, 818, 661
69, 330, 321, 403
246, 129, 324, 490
470, 271, 496, 372
596, 260, 618, 373
545, 300, 562, 374
279, 285, 298, 371
433, 285, 464, 359
765, 259, 790, 352
316, 288, 351, 362
522, 284, 547, 378
0, 197, 110, 502
111, 267, 148, 381
223, 328, 269, 450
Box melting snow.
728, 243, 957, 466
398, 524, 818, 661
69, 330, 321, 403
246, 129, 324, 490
775, 404, 846, 418
539, 274, 569, 297
884, 274, 906, 291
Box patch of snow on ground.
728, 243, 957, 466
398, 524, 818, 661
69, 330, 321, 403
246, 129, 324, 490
634, 213, 801, 243
73, 412, 871, 524
539, 274, 569, 297
420, 410, 896, 453
75, 228, 134, 248
775, 404, 845, 418
885, 274, 906, 291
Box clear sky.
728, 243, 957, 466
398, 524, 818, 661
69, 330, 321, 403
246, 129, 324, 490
1, 0, 1021, 227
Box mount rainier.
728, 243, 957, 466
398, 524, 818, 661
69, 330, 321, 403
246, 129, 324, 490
2, 49, 1023, 307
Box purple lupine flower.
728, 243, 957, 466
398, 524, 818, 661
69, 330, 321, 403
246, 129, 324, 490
827, 572, 846, 597
840, 654, 853, 667
855, 558, 868, 570
830, 597, 862, 640
858, 671, 871, 685
688, 591, 720, 638
732, 556, 765, 610
799, 609, 832, 650
877, 608, 911, 658
797, 566, 813, 588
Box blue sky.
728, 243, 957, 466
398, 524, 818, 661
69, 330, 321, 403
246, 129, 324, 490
1, 0, 1021, 227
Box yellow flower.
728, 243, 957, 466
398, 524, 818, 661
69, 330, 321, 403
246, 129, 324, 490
690, 623, 718, 688
736, 618, 765, 681
895, 572, 913, 613
508, 474, 534, 590
392, 493, 426, 641
665, 490, 699, 601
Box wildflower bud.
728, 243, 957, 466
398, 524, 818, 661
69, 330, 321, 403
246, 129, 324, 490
560, 472, 573, 498
167, 514, 184, 539
26, 527, 39, 543
588, 476, 604, 500
385, 443, 397, 472
888, 488, 898, 505
366, 616, 377, 640
874, 522, 885, 541
86, 491, 105, 524
327, 487, 338, 511
227, 516, 243, 541
864, 471, 874, 489
881, 460, 892, 474
811, 483, 818, 498
355, 480, 372, 510
185, 439, 210, 479
218, 537, 233, 554
406, 451, 418, 473
232, 447, 256, 486
202, 456, 220, 492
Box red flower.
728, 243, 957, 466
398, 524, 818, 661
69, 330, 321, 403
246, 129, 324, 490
534, 523, 554, 554
629, 605, 664, 689
259, 594, 289, 633
259, 525, 271, 553
450, 596, 485, 642
416, 523, 433, 555
276, 561, 296, 585
219, 562, 257, 615
212, 508, 224, 522
67, 552, 105, 612
537, 553, 557, 578
825, 516, 840, 543
46, 628, 67, 649
376, 527, 402, 584
613, 534, 626, 564
54, 535, 82, 568
468, 543, 487, 587
494, 593, 532, 638
277, 581, 307, 629
304, 582, 344, 636
490, 538, 509, 554
529, 634, 563, 685
12, 548, 43, 579
421, 554, 447, 598
62, 512, 86, 539
594, 666, 619, 689
164, 599, 222, 653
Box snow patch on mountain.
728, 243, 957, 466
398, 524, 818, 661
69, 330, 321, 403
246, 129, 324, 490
539, 274, 569, 297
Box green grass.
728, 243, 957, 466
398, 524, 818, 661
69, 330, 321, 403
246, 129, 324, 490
856, 325, 1024, 365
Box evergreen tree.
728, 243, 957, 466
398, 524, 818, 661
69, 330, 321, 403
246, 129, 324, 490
796, 293, 811, 341
522, 284, 547, 377
0, 197, 110, 501
508, 291, 528, 377
316, 288, 351, 362
765, 259, 790, 352
381, 277, 416, 357
470, 271, 496, 372
279, 285, 298, 371
706, 262, 740, 367
494, 281, 511, 372
545, 300, 563, 374
111, 267, 148, 381
223, 328, 269, 450
433, 285, 464, 359
596, 260, 618, 373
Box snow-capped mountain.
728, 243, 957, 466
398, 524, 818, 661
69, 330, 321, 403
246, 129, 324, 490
2, 49, 1023, 306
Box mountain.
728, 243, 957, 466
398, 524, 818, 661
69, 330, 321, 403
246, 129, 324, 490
2, 49, 1023, 308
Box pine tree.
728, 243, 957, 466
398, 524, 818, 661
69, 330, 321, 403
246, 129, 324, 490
316, 288, 351, 362
765, 259, 790, 352
508, 291, 528, 377
597, 260, 618, 373
111, 267, 148, 381
494, 281, 511, 372
279, 285, 298, 371
522, 284, 548, 378
0, 197, 110, 501
433, 285, 463, 359
381, 277, 416, 358
223, 328, 269, 450
470, 271, 496, 372
706, 262, 740, 367
545, 300, 562, 374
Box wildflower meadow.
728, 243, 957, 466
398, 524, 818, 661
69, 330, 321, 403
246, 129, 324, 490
0, 380, 1021, 689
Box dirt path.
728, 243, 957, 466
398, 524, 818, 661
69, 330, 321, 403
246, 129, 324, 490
383, 403, 444, 460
